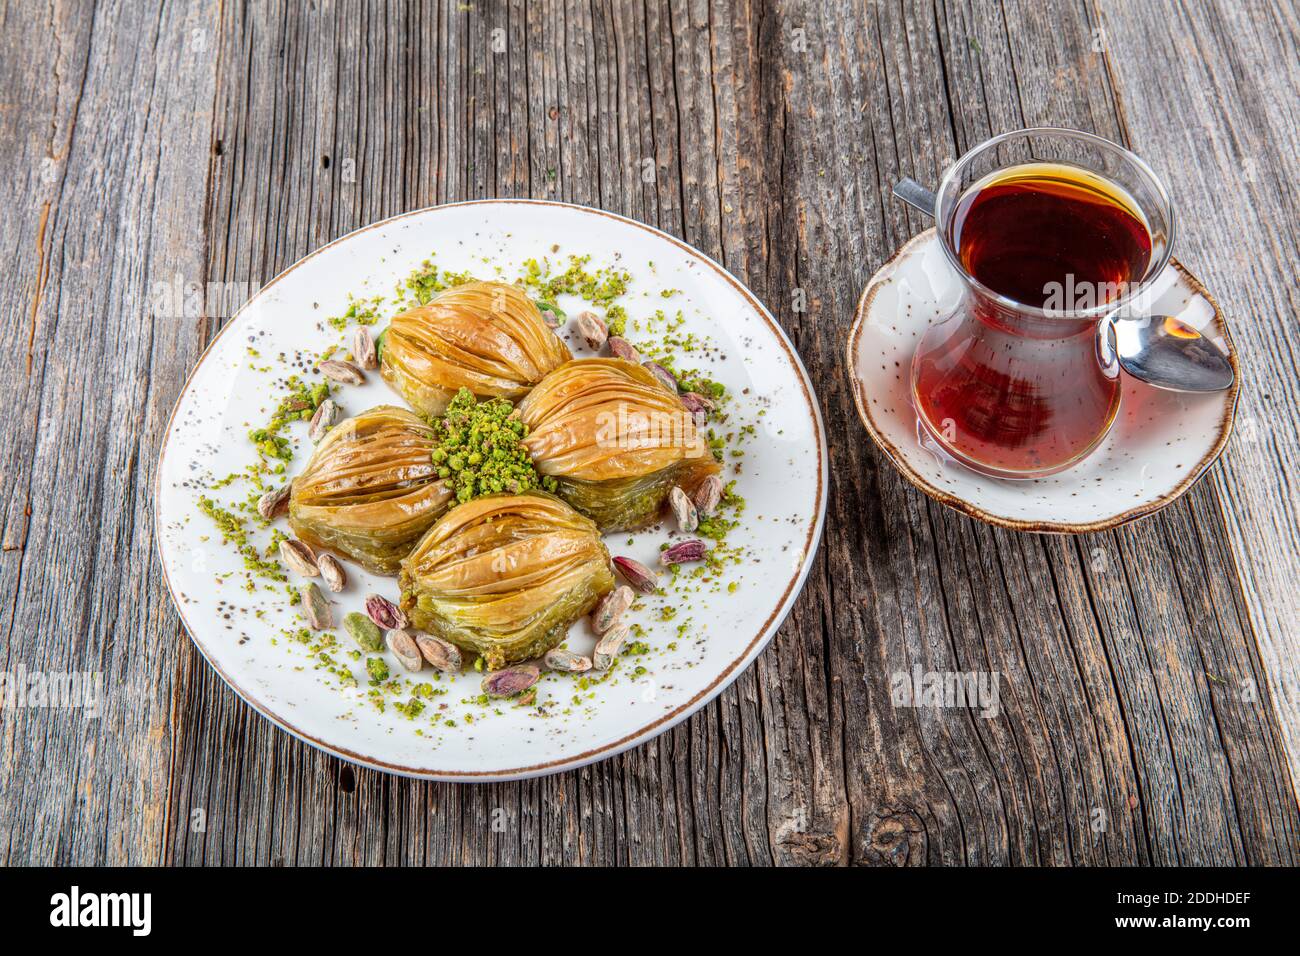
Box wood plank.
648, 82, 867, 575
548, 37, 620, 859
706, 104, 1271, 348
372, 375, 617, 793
157, 0, 1299, 866
1095, 0, 1300, 800
0, 0, 219, 864
1, 0, 1293, 866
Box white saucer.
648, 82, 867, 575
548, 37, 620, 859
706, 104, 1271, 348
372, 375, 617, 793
845, 229, 1239, 533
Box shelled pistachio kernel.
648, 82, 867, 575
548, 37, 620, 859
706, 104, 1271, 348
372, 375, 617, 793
318, 553, 346, 592
344, 612, 383, 652
481, 664, 541, 699
386, 628, 424, 672
415, 633, 463, 673
591, 585, 634, 635
544, 647, 592, 673
300, 583, 331, 630
593, 623, 630, 671
280, 538, 320, 578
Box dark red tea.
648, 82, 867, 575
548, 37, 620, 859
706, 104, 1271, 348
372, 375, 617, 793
911, 163, 1153, 476
951, 164, 1152, 307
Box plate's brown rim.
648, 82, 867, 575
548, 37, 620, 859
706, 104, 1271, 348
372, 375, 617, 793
844, 227, 1241, 535
155, 198, 828, 780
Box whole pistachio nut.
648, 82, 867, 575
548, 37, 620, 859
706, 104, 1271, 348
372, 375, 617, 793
573, 310, 608, 350
661, 539, 708, 566
679, 391, 716, 413
607, 336, 640, 363
679, 392, 714, 425
535, 300, 565, 328
642, 360, 678, 393
308, 398, 342, 442
692, 475, 723, 517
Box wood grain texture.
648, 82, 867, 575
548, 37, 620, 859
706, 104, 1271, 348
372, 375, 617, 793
0, 0, 1296, 866
1095, 0, 1300, 804
0, 0, 220, 865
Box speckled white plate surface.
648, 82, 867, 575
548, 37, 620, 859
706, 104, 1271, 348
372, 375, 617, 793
846, 229, 1239, 532
156, 200, 826, 780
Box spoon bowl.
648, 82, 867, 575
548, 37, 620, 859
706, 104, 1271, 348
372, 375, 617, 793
1110, 314, 1235, 392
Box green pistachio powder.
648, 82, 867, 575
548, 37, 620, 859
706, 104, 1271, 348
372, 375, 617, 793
432, 388, 555, 503
192, 250, 755, 734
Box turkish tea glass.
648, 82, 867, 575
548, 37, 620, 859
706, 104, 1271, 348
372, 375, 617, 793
910, 128, 1176, 479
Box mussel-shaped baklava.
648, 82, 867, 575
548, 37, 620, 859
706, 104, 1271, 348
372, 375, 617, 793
289, 406, 453, 574
398, 492, 614, 669
378, 281, 571, 417
517, 358, 721, 532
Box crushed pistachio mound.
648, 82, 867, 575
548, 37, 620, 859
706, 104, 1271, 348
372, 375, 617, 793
431, 388, 557, 503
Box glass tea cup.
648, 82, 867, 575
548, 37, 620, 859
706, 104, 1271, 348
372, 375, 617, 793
909, 128, 1176, 479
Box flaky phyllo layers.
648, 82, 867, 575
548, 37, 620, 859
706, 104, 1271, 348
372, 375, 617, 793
378, 280, 571, 417
289, 406, 453, 574
398, 493, 614, 669
517, 358, 721, 532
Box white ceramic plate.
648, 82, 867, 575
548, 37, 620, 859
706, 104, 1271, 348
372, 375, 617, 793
156, 200, 826, 780
846, 229, 1238, 533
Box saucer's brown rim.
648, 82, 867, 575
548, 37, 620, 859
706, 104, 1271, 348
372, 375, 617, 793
155, 198, 828, 780
844, 228, 1241, 535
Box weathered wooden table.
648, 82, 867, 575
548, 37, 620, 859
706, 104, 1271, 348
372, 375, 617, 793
2, 0, 1297, 865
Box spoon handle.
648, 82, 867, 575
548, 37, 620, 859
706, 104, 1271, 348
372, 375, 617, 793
893, 178, 938, 217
